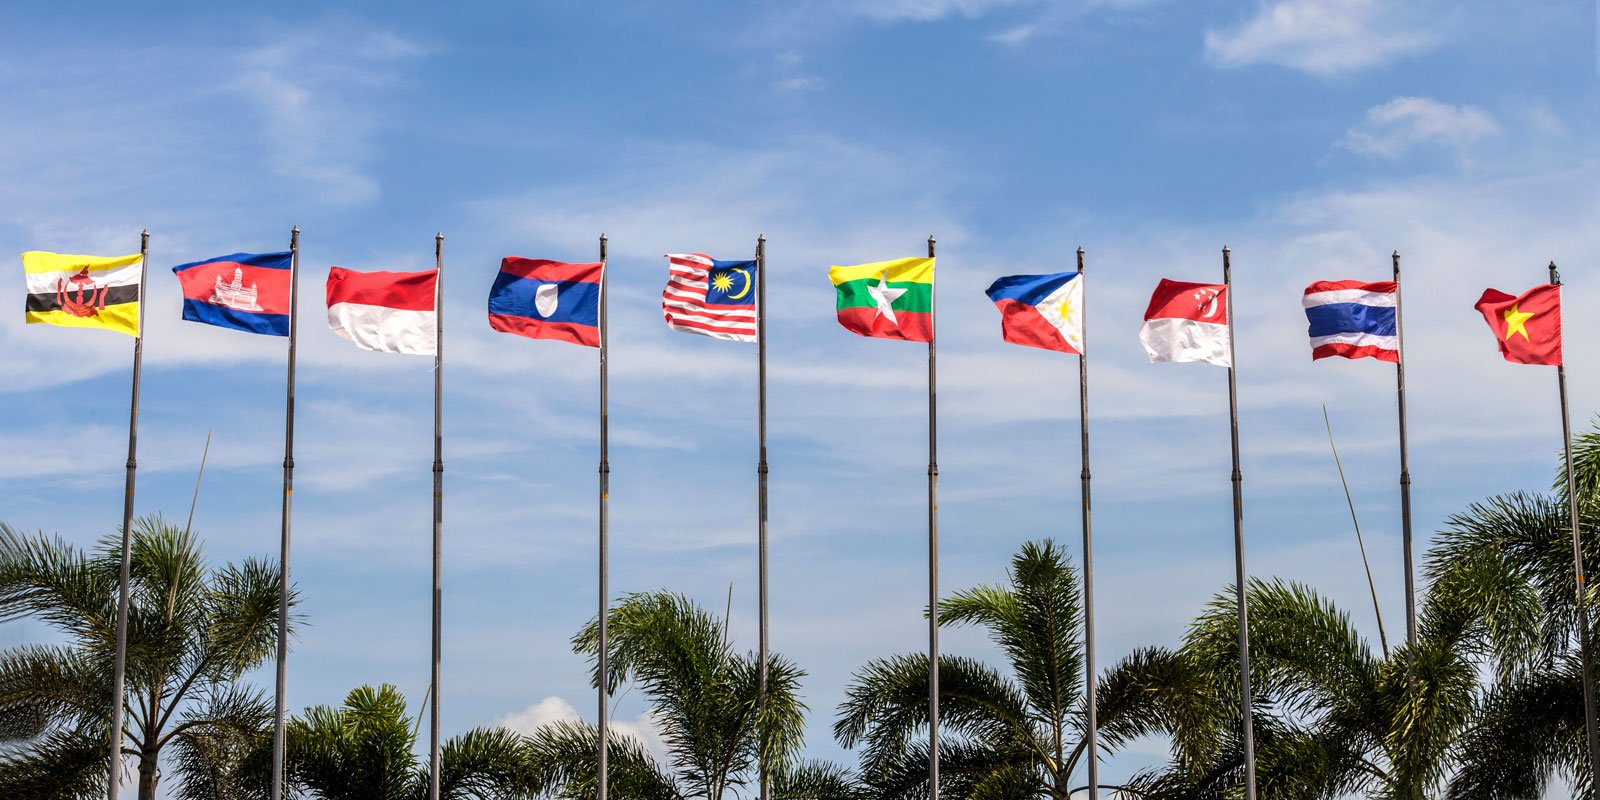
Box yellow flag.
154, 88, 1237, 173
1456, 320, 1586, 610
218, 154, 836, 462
22, 251, 144, 336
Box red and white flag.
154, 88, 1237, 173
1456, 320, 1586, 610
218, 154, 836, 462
1139, 279, 1230, 367
326, 266, 438, 355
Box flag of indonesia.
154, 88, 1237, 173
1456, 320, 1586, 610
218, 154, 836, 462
325, 266, 438, 355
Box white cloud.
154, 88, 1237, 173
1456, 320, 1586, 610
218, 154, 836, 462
1204, 0, 1438, 75
1339, 96, 1499, 159
235, 25, 428, 206
496, 696, 670, 765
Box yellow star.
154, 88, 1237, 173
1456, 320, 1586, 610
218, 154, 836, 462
710, 271, 733, 292
1503, 303, 1535, 341
1057, 297, 1074, 322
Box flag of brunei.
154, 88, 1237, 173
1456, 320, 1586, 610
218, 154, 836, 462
829, 256, 934, 342
22, 250, 144, 336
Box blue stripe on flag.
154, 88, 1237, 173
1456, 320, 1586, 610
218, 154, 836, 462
985, 272, 1077, 306
173, 251, 292, 273
181, 298, 290, 336
488, 273, 600, 326
1305, 302, 1396, 337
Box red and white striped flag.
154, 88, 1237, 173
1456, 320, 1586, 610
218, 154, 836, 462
662, 253, 757, 342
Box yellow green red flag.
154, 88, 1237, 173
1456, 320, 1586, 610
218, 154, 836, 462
23, 251, 144, 336
829, 257, 934, 342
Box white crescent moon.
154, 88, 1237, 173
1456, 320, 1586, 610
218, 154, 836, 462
535, 283, 559, 317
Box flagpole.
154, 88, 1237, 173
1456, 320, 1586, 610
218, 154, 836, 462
598, 234, 610, 800
1223, 247, 1258, 800
926, 235, 940, 800
1549, 261, 1600, 786
756, 234, 771, 800
429, 233, 444, 800
270, 226, 299, 800
106, 229, 148, 800
1393, 251, 1416, 651
1077, 247, 1099, 800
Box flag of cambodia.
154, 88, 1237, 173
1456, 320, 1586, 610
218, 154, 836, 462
172, 252, 293, 336
1475, 283, 1561, 366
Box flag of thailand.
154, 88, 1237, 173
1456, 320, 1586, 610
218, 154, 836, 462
1302, 280, 1399, 363
325, 266, 437, 355
1140, 279, 1230, 366
984, 272, 1084, 354
172, 252, 292, 336
488, 258, 603, 347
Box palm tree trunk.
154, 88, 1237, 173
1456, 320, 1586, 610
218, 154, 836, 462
137, 748, 159, 800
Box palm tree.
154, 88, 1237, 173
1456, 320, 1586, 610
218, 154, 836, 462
833, 539, 1197, 800
1429, 425, 1600, 798
523, 590, 857, 800
0, 514, 287, 800
1129, 573, 1517, 800
190, 683, 533, 800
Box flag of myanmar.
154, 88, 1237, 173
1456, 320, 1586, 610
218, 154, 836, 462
829, 257, 934, 342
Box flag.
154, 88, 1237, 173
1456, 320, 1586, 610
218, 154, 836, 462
172, 252, 293, 336
663, 254, 758, 342
326, 266, 437, 355
489, 258, 603, 347
829, 257, 934, 342
1475, 283, 1561, 366
985, 272, 1083, 354
1140, 279, 1230, 366
1302, 280, 1398, 362
22, 251, 143, 336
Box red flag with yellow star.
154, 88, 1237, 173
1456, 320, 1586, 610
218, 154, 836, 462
1475, 284, 1561, 365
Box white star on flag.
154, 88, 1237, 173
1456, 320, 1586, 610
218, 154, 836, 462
867, 270, 907, 324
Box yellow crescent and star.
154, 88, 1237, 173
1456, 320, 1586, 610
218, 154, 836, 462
1502, 303, 1535, 341
709, 267, 752, 300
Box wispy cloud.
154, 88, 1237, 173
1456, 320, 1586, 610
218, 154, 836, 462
234, 24, 428, 206
1204, 0, 1439, 75
1338, 96, 1499, 159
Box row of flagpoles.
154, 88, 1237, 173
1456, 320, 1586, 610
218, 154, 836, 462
17, 230, 1600, 800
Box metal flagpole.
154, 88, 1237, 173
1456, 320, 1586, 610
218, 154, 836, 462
1077, 247, 1099, 800
598, 234, 610, 800
106, 229, 149, 800
271, 226, 300, 800
926, 235, 940, 800
1549, 261, 1600, 786
1222, 247, 1258, 800
757, 234, 771, 800
429, 233, 444, 800
1393, 251, 1416, 651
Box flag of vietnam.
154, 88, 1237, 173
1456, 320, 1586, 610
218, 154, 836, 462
1475, 283, 1562, 366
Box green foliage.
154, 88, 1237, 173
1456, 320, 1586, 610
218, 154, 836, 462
834, 539, 1188, 800
532, 590, 848, 800
0, 515, 290, 800
199, 683, 534, 800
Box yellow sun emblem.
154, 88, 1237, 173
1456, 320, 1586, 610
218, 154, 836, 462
711, 271, 734, 292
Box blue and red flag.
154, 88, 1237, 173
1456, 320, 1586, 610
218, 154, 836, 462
985, 271, 1085, 354
488, 258, 603, 347
1302, 280, 1398, 362
172, 252, 293, 336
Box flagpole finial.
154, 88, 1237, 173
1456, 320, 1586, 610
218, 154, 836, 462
759, 233, 766, 243
1077, 246, 1084, 255
292, 225, 300, 235
437, 232, 444, 241
1393, 250, 1400, 258
1222, 245, 1230, 254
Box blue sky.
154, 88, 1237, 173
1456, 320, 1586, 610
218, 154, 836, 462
3, 0, 1598, 795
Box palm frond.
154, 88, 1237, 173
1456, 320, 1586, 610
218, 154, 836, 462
522, 718, 680, 800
